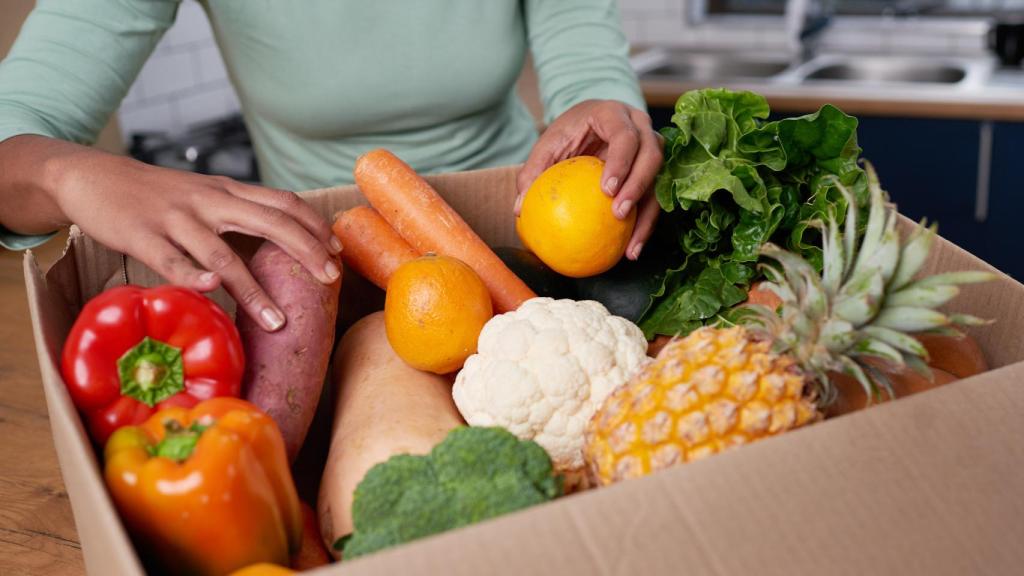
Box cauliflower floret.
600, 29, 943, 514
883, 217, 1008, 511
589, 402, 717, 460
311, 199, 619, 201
453, 298, 648, 474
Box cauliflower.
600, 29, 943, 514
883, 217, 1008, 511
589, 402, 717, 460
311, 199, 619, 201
452, 298, 648, 474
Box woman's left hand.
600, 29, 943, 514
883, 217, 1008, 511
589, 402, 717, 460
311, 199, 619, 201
515, 99, 663, 261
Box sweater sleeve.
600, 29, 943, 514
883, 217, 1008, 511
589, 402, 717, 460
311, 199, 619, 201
523, 0, 646, 124
0, 0, 179, 249
0, 0, 180, 146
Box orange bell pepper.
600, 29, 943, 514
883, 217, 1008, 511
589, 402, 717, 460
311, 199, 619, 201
104, 398, 302, 576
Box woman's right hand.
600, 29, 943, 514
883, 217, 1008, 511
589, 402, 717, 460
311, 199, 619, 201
4, 136, 341, 332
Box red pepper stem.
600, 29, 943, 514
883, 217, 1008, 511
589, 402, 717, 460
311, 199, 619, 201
118, 337, 185, 407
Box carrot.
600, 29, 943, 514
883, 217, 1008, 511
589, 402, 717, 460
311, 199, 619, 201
354, 149, 536, 313
332, 206, 418, 290
826, 363, 958, 418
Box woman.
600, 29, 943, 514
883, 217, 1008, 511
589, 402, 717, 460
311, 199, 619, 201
0, 0, 661, 331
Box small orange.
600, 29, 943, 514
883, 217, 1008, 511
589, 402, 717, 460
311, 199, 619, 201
384, 254, 493, 374
516, 156, 636, 278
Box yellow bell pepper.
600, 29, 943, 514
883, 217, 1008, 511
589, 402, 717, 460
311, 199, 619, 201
227, 564, 295, 576
104, 397, 302, 576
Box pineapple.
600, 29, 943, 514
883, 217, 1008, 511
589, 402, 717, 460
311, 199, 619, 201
584, 163, 994, 486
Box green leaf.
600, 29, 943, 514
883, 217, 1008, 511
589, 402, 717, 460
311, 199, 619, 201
873, 307, 949, 332
672, 158, 762, 213
640, 265, 748, 338
332, 534, 352, 551
640, 89, 867, 338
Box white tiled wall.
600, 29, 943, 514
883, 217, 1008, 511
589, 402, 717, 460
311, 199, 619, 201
117, 0, 239, 141
618, 0, 691, 45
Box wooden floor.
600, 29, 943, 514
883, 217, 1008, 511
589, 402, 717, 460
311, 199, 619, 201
0, 231, 86, 575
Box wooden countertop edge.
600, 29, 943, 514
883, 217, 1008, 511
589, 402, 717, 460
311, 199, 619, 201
643, 84, 1024, 121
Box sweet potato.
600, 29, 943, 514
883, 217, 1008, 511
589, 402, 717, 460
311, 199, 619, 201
915, 329, 988, 379
647, 334, 672, 357
237, 241, 341, 462
317, 312, 464, 558
826, 362, 958, 418
746, 280, 782, 310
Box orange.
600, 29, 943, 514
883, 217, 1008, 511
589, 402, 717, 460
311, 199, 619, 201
384, 254, 493, 374
516, 156, 636, 278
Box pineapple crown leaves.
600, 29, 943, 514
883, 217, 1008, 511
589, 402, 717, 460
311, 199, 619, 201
743, 160, 997, 407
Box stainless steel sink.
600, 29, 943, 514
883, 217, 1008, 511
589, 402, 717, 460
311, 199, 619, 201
629, 48, 993, 90
801, 57, 968, 85
636, 50, 796, 82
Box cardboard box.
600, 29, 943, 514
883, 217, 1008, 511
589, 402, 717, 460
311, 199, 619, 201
23, 165, 1024, 575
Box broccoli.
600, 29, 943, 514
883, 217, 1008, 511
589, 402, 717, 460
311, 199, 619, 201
338, 426, 563, 559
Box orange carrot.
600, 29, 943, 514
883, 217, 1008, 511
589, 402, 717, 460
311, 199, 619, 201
354, 149, 536, 312
332, 205, 417, 290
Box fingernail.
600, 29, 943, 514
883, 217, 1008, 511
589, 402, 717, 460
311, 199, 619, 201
199, 271, 216, 285
329, 236, 343, 254
513, 194, 524, 215
632, 242, 644, 260
603, 176, 619, 196
260, 307, 285, 331
324, 259, 341, 282
617, 199, 634, 219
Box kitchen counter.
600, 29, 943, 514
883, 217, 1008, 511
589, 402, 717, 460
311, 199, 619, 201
0, 234, 86, 575
643, 78, 1024, 121
636, 49, 1024, 121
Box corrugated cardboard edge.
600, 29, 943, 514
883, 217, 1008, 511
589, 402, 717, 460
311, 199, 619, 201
912, 222, 1024, 368
23, 246, 146, 576
323, 363, 1024, 576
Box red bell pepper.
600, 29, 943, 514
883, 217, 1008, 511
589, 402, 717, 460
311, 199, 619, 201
61, 285, 245, 444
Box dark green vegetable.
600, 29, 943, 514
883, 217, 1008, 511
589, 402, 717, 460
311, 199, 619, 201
494, 246, 575, 299
337, 426, 562, 559
573, 251, 665, 324
641, 88, 867, 338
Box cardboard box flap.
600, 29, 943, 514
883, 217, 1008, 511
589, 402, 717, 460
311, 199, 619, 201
330, 363, 1024, 576
24, 248, 146, 576
914, 225, 1024, 368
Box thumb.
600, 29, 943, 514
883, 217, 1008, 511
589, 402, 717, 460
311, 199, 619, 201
517, 135, 564, 202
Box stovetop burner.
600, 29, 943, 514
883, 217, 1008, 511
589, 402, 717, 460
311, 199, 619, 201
128, 113, 259, 183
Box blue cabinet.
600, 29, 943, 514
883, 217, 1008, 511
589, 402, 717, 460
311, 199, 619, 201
986, 122, 1024, 280
855, 116, 984, 261
858, 117, 1024, 280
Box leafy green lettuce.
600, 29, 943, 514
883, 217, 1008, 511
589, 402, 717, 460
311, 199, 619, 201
640, 89, 867, 338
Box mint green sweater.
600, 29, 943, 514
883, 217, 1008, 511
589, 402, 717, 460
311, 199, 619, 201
0, 0, 644, 248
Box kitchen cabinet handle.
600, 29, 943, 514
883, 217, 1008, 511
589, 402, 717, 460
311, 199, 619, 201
975, 120, 993, 223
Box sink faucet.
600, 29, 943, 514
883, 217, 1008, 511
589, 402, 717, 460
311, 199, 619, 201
786, 0, 834, 58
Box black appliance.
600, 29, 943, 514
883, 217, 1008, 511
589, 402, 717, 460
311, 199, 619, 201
128, 113, 259, 183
